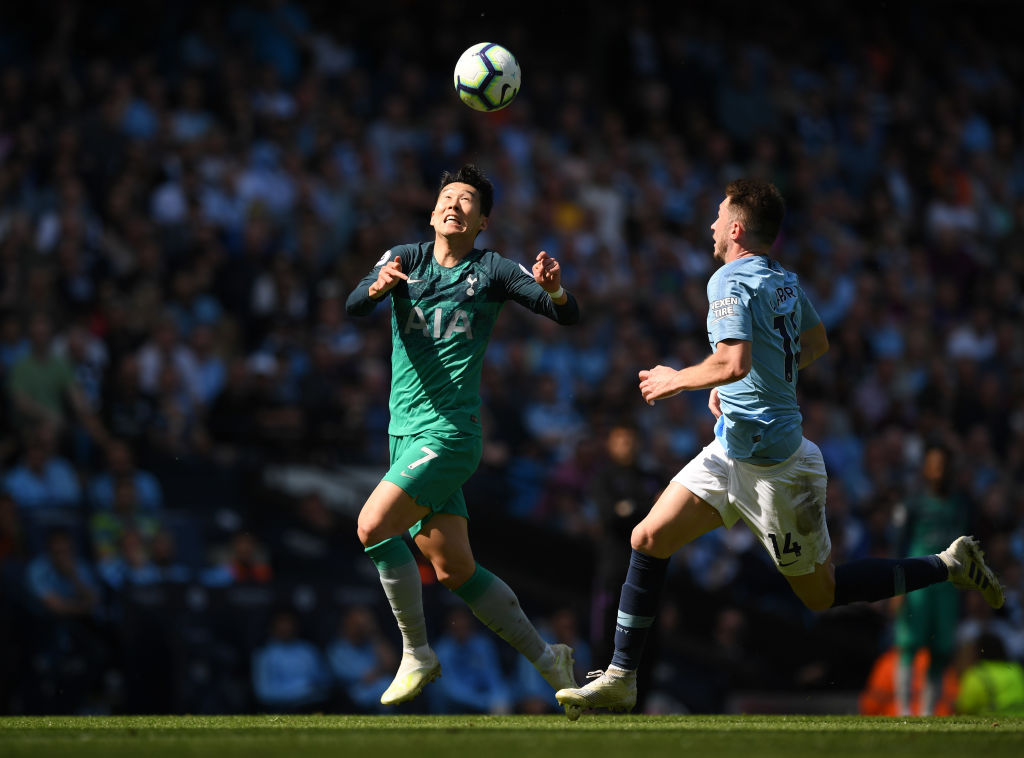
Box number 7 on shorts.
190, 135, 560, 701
408, 447, 438, 469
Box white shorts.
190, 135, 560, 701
671, 437, 830, 576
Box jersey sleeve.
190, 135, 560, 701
345, 246, 408, 317
798, 287, 822, 332
707, 271, 752, 346
494, 256, 580, 325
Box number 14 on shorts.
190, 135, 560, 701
768, 531, 802, 566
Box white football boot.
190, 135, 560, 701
536, 643, 582, 720
555, 665, 637, 716
380, 647, 441, 706
939, 535, 1004, 609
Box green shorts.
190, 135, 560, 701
383, 431, 482, 537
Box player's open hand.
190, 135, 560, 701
708, 388, 723, 418
369, 256, 408, 298
639, 365, 683, 406
532, 251, 562, 293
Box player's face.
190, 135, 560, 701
431, 182, 489, 239
710, 197, 733, 262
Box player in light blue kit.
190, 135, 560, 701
556, 179, 1004, 717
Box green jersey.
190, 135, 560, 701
346, 242, 579, 437
898, 491, 968, 555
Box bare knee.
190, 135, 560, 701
785, 560, 836, 612
630, 522, 667, 557
789, 578, 836, 612
357, 514, 392, 549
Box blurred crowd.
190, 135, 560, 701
1, 0, 1023, 715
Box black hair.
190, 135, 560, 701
922, 440, 955, 495
724, 178, 786, 248
438, 164, 494, 216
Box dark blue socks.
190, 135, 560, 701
833, 555, 948, 607
610, 549, 670, 671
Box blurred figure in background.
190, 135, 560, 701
91, 476, 160, 566
25, 528, 99, 621
859, 646, 958, 717
430, 606, 512, 714
326, 605, 398, 713
892, 442, 969, 715
514, 608, 591, 714
6, 313, 108, 447
203, 530, 274, 586
4, 425, 81, 509
587, 423, 661, 704
955, 632, 1024, 716
23, 527, 107, 713
251, 608, 331, 713
87, 439, 163, 511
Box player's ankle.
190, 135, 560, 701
533, 645, 556, 670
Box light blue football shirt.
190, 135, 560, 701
706, 255, 821, 464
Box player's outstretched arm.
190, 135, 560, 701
639, 340, 751, 406
798, 321, 829, 368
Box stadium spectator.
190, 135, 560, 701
95, 527, 161, 590
268, 491, 351, 581
100, 356, 159, 466
251, 608, 331, 713
326, 605, 398, 713
87, 439, 163, 511
0, 491, 24, 565
25, 528, 99, 619
859, 647, 958, 717
204, 356, 254, 463
4, 425, 81, 509
514, 608, 592, 714
22, 527, 108, 713
51, 322, 108, 419
188, 323, 228, 407
90, 475, 161, 566
955, 632, 1024, 715
203, 531, 273, 586
429, 607, 513, 715
0, 313, 29, 371
6, 313, 106, 442
148, 529, 193, 584
587, 423, 662, 666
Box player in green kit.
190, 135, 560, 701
893, 443, 968, 715
346, 164, 581, 712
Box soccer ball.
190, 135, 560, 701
453, 43, 521, 112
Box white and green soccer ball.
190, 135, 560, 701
453, 42, 521, 112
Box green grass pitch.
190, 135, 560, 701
2, 714, 1022, 758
